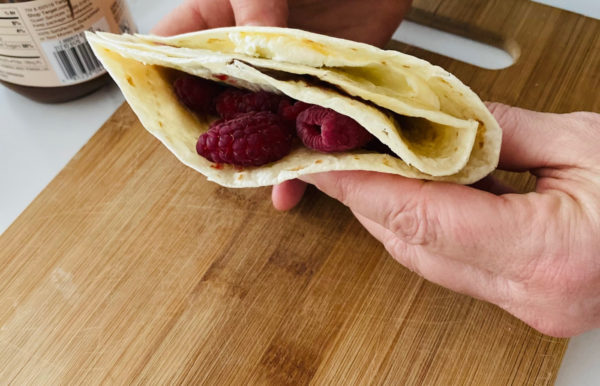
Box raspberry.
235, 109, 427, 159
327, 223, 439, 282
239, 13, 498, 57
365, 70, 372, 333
216, 89, 291, 120
174, 75, 223, 114
296, 106, 373, 152
197, 112, 294, 167
279, 101, 313, 122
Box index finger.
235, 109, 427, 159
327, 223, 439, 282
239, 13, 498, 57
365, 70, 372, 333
488, 103, 597, 171
151, 0, 288, 36
151, 0, 233, 35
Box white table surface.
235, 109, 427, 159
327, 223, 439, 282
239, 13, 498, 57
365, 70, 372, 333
0, 1, 597, 383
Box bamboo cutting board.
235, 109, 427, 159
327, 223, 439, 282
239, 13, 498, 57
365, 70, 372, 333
1, 0, 598, 384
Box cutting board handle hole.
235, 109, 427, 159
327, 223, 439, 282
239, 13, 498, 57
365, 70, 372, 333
390, 9, 520, 70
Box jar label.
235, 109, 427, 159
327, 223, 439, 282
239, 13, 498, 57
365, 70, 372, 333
0, 0, 136, 87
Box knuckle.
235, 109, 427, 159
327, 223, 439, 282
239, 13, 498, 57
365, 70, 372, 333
387, 196, 436, 246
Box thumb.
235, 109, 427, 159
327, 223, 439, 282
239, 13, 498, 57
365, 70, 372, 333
230, 0, 288, 27
300, 171, 544, 276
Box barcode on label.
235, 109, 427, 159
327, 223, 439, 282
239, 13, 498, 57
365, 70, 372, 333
41, 21, 108, 85
52, 40, 102, 81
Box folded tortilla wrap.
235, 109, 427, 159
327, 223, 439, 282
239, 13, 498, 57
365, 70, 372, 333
86, 27, 501, 187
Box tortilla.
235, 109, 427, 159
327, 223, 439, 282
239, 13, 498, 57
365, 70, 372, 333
86, 27, 501, 187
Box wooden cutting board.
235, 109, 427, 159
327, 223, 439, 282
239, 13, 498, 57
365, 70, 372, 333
1, 0, 598, 384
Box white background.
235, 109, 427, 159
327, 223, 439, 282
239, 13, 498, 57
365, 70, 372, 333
0, 1, 597, 383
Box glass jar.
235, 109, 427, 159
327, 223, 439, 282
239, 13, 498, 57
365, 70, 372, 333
0, 0, 136, 103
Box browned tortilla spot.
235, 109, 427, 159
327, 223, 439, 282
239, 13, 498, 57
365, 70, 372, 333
301, 39, 328, 55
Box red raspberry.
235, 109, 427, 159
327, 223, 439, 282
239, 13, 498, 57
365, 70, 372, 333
174, 75, 223, 114
197, 112, 294, 167
296, 106, 373, 152
216, 89, 291, 120
279, 101, 313, 122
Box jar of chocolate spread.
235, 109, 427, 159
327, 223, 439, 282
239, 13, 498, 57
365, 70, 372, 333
0, 0, 136, 103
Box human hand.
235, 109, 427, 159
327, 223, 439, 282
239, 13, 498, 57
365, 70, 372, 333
152, 0, 411, 46
296, 104, 600, 337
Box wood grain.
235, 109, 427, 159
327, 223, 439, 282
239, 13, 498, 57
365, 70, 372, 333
2, 0, 598, 384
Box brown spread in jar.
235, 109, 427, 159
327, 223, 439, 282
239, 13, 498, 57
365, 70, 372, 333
0, 0, 136, 103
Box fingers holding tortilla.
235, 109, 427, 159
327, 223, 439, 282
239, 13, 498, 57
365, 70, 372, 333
152, 0, 229, 35
151, 0, 288, 36
230, 0, 288, 27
